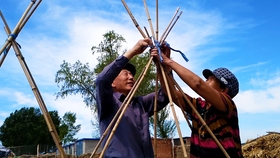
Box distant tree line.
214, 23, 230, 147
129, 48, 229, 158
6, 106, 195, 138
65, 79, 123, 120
0, 107, 80, 149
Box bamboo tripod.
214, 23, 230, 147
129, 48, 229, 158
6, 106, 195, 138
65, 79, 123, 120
91, 0, 230, 158
0, 1, 66, 157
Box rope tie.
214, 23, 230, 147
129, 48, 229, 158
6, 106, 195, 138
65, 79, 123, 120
1, 34, 22, 56
9, 33, 18, 40
164, 41, 189, 62
150, 36, 189, 63
9, 33, 22, 48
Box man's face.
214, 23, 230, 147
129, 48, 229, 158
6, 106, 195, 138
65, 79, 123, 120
112, 69, 135, 95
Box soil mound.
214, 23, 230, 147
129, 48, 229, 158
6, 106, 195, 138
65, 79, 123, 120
242, 132, 280, 157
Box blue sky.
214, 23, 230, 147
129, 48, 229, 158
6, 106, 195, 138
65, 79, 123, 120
1, 0, 280, 144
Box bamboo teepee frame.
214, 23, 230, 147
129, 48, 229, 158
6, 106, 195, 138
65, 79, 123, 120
91, 0, 231, 158
0, 1, 66, 157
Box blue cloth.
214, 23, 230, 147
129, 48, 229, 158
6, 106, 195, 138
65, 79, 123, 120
96, 55, 169, 158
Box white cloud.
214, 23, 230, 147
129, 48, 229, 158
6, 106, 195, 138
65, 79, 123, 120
235, 86, 280, 113
13, 91, 37, 106
43, 93, 95, 138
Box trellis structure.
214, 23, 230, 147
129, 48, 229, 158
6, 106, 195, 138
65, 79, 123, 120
90, 0, 231, 158
0, 1, 66, 157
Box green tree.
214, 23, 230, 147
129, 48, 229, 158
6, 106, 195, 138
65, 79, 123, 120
59, 112, 81, 145
149, 106, 177, 138
55, 61, 96, 111
0, 107, 80, 147
55, 30, 176, 138
0, 107, 59, 147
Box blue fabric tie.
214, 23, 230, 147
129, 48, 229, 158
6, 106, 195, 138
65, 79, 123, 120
150, 36, 189, 63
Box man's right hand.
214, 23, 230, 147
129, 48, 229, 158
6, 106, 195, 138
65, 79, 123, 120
124, 38, 153, 59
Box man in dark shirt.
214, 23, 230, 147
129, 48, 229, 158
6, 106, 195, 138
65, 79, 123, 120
96, 38, 169, 158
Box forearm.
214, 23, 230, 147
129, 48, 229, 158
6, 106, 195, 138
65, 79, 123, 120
164, 59, 202, 90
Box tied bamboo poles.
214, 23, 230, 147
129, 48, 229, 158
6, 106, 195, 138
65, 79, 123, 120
0, 2, 66, 158
145, 5, 187, 158
141, 1, 187, 157
118, 1, 231, 158
144, 27, 159, 158
91, 1, 183, 157
92, 1, 188, 158
0, 0, 39, 66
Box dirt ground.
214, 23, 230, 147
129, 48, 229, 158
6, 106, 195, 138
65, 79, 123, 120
242, 132, 280, 158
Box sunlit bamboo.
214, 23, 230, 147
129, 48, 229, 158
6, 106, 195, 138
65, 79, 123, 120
159, 7, 180, 44
161, 11, 182, 44
158, 63, 188, 157
153, 75, 159, 158
3, 21, 66, 158
121, 0, 146, 38
156, 0, 159, 40
143, 0, 155, 38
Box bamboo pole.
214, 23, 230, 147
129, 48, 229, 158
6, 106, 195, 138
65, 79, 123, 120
3, 25, 66, 158
159, 7, 180, 44
19, 0, 42, 31
165, 70, 192, 129
144, 25, 160, 158
121, 0, 146, 38
161, 11, 183, 44
143, 0, 155, 38
157, 63, 188, 157
156, 0, 159, 40
153, 75, 159, 158
99, 57, 154, 158
0, 11, 12, 67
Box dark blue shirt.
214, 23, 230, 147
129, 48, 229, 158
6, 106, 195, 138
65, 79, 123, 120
96, 55, 169, 158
